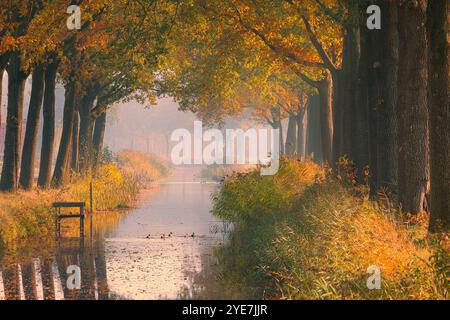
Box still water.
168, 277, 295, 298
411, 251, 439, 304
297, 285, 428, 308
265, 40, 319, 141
0, 167, 229, 300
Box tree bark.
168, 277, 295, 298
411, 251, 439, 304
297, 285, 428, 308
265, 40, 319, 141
377, 1, 399, 197
38, 60, 58, 189
71, 108, 79, 172
78, 101, 94, 174
317, 72, 333, 165
427, 0, 449, 232
277, 118, 284, 156
52, 80, 77, 187
331, 69, 344, 166
341, 25, 359, 162
92, 111, 107, 170
296, 106, 307, 161
270, 105, 284, 156
19, 64, 45, 189
0, 68, 4, 132
0, 52, 28, 192
306, 94, 322, 163
0, 52, 10, 70
354, 20, 370, 184
78, 89, 97, 174
397, 0, 429, 214
285, 114, 297, 157
366, 17, 384, 199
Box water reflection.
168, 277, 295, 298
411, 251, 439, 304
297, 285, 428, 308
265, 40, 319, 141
0, 168, 231, 300
105, 236, 217, 299
0, 238, 108, 300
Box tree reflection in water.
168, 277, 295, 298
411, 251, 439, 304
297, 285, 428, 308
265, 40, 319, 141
0, 237, 111, 300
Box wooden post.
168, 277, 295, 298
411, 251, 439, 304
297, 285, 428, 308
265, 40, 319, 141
89, 181, 93, 238
89, 181, 93, 214
80, 205, 84, 238
55, 213, 59, 239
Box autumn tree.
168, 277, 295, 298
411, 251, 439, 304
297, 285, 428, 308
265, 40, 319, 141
18, 0, 71, 189
52, 0, 179, 181
207, 0, 339, 165
0, 0, 43, 191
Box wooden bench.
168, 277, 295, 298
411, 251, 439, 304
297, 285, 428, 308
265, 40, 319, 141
53, 202, 86, 238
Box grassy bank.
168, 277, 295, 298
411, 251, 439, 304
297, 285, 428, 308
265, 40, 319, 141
0, 151, 170, 247
212, 160, 449, 299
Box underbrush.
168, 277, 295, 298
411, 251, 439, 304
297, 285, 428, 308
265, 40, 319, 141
0, 152, 170, 247
212, 160, 449, 300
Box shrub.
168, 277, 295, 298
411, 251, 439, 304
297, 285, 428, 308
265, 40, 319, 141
69, 164, 139, 211
212, 161, 323, 223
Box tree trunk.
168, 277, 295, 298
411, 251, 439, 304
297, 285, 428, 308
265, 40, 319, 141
0, 68, 4, 131
38, 61, 58, 189
92, 111, 107, 170
341, 25, 359, 162
270, 105, 284, 156
285, 114, 297, 157
427, 0, 449, 232
317, 72, 333, 165
52, 80, 77, 187
78, 91, 97, 174
331, 69, 344, 166
71, 109, 79, 172
306, 94, 322, 163
19, 64, 45, 189
397, 0, 429, 214
276, 119, 284, 156
377, 1, 399, 197
366, 18, 383, 199
296, 107, 307, 161
354, 20, 370, 184
0, 52, 28, 192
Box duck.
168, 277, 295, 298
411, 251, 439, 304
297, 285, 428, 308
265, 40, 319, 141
190, 232, 195, 238
168, 232, 173, 237
145, 234, 151, 239
160, 233, 166, 239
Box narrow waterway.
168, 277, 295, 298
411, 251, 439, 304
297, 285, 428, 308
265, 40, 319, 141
0, 167, 229, 300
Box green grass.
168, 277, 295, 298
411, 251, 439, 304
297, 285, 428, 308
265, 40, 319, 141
211, 160, 449, 300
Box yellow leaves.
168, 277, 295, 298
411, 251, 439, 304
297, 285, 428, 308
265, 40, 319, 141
0, 34, 18, 52
162, 0, 344, 124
